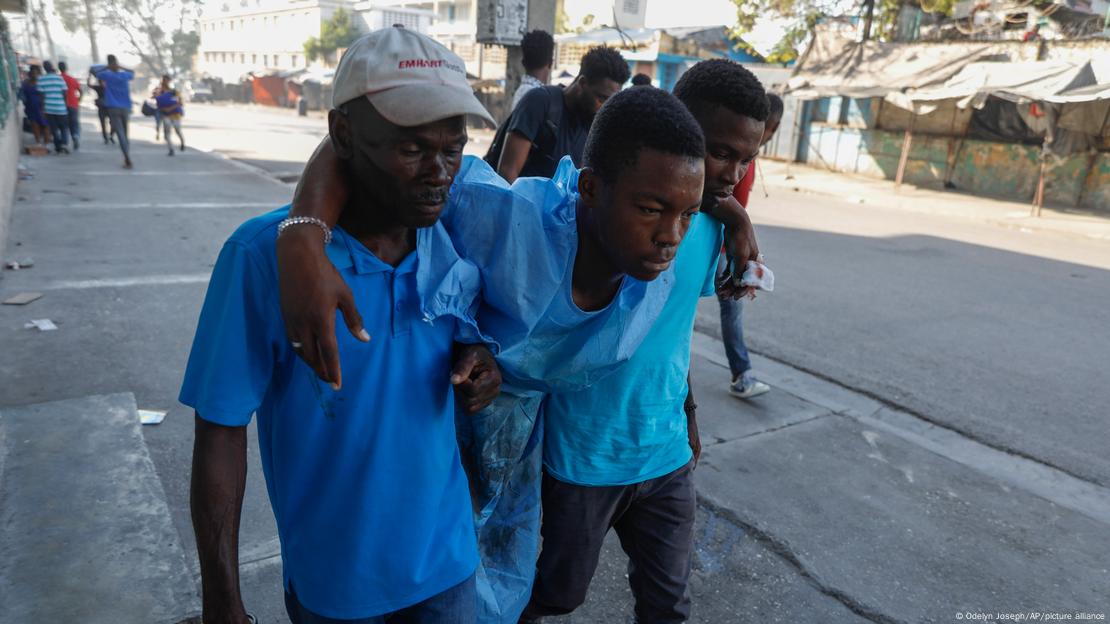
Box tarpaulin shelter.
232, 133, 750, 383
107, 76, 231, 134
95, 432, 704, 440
884, 60, 1097, 112
786, 30, 1110, 213
785, 31, 1034, 100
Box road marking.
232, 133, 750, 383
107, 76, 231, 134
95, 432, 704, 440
79, 170, 246, 176
692, 329, 1110, 527
31, 274, 211, 291
36, 202, 279, 210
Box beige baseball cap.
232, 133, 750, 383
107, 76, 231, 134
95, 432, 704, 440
332, 25, 495, 127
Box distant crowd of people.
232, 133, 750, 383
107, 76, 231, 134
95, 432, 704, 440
18, 54, 187, 169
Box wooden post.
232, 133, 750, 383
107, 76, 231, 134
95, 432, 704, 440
895, 118, 915, 187
1031, 159, 1046, 217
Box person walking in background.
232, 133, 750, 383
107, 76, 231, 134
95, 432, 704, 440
719, 93, 784, 399
486, 46, 629, 183
38, 61, 70, 154
511, 30, 554, 109
87, 69, 113, 144
155, 84, 185, 156
19, 65, 48, 147
96, 55, 134, 168
152, 75, 170, 141
58, 62, 82, 151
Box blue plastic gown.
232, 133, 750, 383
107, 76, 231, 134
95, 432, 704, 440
440, 156, 676, 623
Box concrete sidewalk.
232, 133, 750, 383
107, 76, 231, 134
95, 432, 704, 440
2, 111, 1108, 623
757, 159, 1110, 241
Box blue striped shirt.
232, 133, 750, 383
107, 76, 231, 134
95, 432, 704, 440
37, 74, 67, 115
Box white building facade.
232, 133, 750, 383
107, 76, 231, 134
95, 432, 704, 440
197, 0, 432, 81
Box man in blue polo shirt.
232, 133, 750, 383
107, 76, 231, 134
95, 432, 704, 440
275, 85, 727, 623
182, 29, 501, 623
95, 55, 134, 168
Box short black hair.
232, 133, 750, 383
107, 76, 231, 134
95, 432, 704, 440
106, 54, 118, 64
43, 60, 55, 73
767, 93, 784, 119
58, 61, 68, 72
521, 30, 554, 71
583, 86, 705, 183
631, 73, 651, 86
673, 59, 769, 123
579, 46, 630, 86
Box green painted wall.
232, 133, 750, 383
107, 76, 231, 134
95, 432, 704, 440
805, 124, 1110, 214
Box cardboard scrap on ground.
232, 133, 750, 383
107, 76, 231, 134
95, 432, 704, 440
3, 292, 43, 305
138, 409, 167, 425
24, 319, 57, 331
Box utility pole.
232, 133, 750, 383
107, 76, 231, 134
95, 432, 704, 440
35, 0, 57, 60
504, 0, 556, 110
861, 0, 875, 41
83, 0, 100, 63
476, 0, 556, 122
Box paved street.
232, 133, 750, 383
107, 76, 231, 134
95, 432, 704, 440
2, 104, 1109, 623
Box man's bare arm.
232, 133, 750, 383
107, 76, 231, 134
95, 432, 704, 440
190, 415, 251, 624
277, 138, 366, 388
704, 195, 761, 299
495, 132, 532, 184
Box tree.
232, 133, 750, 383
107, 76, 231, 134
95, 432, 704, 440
304, 9, 360, 64
55, 0, 100, 62
170, 30, 199, 74
99, 0, 202, 74
729, 0, 958, 63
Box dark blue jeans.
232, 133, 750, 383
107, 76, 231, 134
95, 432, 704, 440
46, 113, 69, 151
522, 461, 697, 624
66, 106, 81, 142
284, 574, 476, 624
716, 253, 751, 378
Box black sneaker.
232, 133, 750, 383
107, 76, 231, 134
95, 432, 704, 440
168, 149, 174, 156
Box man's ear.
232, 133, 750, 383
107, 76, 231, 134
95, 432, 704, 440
328, 109, 354, 160
578, 167, 601, 206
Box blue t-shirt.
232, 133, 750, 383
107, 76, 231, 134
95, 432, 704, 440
543, 211, 724, 486
95, 69, 133, 109
445, 155, 674, 393
36, 73, 67, 115
179, 208, 485, 619
155, 90, 183, 116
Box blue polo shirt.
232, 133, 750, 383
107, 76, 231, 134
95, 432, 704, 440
543, 211, 723, 486
179, 208, 484, 619
95, 69, 133, 109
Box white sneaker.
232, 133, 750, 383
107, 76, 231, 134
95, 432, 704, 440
730, 373, 770, 399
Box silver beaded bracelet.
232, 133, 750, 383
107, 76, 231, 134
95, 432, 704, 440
277, 216, 333, 245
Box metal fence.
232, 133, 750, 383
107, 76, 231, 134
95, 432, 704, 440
0, 16, 19, 129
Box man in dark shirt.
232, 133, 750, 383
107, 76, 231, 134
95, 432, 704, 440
491, 46, 630, 182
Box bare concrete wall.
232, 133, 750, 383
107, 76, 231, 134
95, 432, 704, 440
0, 105, 20, 265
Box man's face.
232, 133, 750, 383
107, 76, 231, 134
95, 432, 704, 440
698, 105, 764, 205
761, 112, 783, 147
329, 99, 466, 229
576, 77, 622, 120
584, 148, 705, 281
